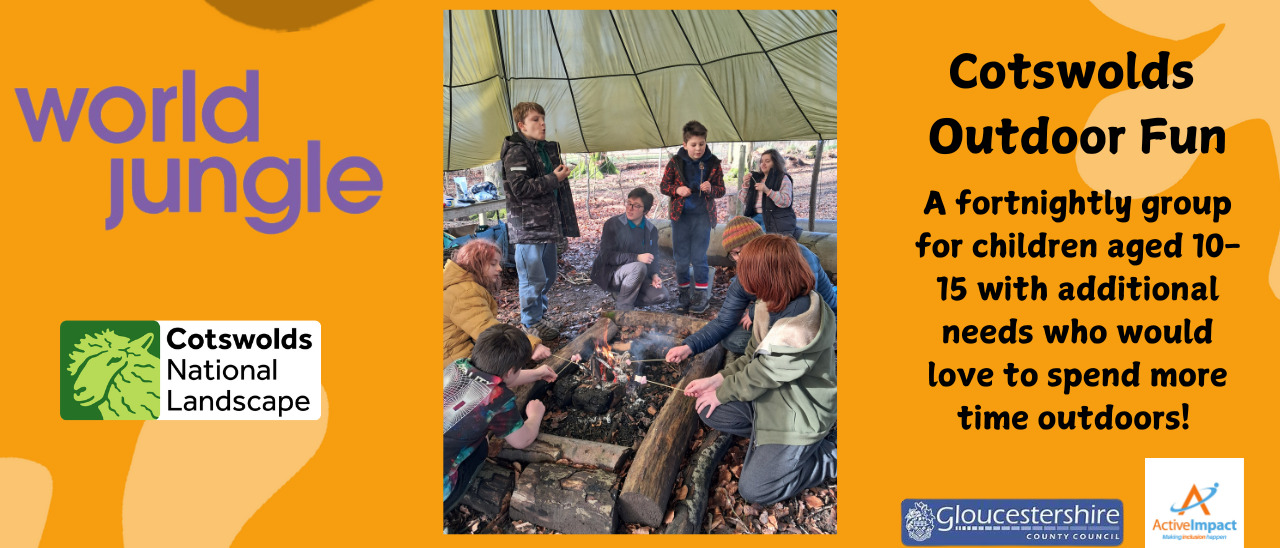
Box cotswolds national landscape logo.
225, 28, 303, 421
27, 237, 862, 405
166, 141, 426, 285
60, 321, 162, 420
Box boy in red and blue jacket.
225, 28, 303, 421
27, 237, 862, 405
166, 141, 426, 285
659, 120, 725, 313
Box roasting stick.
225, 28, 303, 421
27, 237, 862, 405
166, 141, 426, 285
549, 354, 582, 377
548, 351, 667, 364
548, 354, 670, 374
544, 351, 681, 390
639, 379, 679, 391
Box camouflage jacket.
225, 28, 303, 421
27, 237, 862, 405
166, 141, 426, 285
500, 132, 580, 244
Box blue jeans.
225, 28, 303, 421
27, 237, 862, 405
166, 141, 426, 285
673, 210, 711, 287
722, 323, 752, 354
515, 243, 557, 327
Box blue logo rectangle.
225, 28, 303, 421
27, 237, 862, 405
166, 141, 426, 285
902, 499, 1123, 546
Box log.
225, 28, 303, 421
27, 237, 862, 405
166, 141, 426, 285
550, 376, 581, 408
651, 219, 837, 274
515, 317, 618, 411
457, 461, 515, 516
617, 344, 726, 526
613, 310, 709, 333
509, 462, 620, 534
572, 383, 624, 414
794, 218, 837, 234
496, 433, 633, 471
666, 430, 734, 534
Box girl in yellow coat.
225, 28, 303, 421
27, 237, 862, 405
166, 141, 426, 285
443, 240, 551, 365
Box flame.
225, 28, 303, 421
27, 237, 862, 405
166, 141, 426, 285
589, 339, 630, 385
596, 340, 612, 381
596, 340, 613, 365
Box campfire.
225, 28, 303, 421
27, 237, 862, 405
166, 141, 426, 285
580, 339, 661, 391
538, 319, 686, 419
460, 310, 731, 534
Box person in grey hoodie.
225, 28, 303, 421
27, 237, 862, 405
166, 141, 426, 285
683, 235, 836, 505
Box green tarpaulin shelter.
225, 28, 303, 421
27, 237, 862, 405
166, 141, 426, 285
444, 10, 837, 170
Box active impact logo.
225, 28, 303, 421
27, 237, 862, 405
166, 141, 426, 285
1146, 458, 1244, 547
1172, 483, 1216, 515
60, 321, 162, 420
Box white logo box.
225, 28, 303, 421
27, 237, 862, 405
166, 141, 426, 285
158, 321, 321, 420
1144, 457, 1244, 548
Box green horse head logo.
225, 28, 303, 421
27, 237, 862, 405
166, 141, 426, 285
66, 329, 161, 419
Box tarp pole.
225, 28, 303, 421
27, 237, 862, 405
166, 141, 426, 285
729, 142, 747, 218
584, 153, 592, 220
655, 148, 664, 220
809, 140, 824, 232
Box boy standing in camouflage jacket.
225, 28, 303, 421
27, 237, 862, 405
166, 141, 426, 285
500, 102, 580, 340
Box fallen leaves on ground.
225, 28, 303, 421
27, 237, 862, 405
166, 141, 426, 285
698, 428, 838, 534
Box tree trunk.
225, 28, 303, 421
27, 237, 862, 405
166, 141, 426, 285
726, 143, 747, 218
515, 317, 618, 411
479, 160, 505, 226
613, 310, 709, 333
808, 140, 824, 232
496, 433, 632, 471
458, 461, 515, 516
483, 159, 504, 187
510, 462, 620, 534
584, 153, 593, 220
617, 344, 726, 526
665, 429, 735, 534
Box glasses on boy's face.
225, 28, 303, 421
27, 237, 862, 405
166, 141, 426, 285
625, 202, 645, 211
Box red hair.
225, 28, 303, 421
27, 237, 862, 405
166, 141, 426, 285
736, 235, 814, 313
452, 239, 501, 291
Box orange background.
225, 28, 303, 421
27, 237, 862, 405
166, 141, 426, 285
3, 1, 1274, 546
3, 0, 428, 545
855, 0, 1272, 545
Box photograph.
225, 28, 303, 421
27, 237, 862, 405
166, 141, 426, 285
442, 9, 838, 534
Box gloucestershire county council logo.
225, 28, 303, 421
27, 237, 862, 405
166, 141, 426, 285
1172, 483, 1216, 515
60, 321, 161, 420
905, 501, 935, 541
901, 499, 1123, 545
